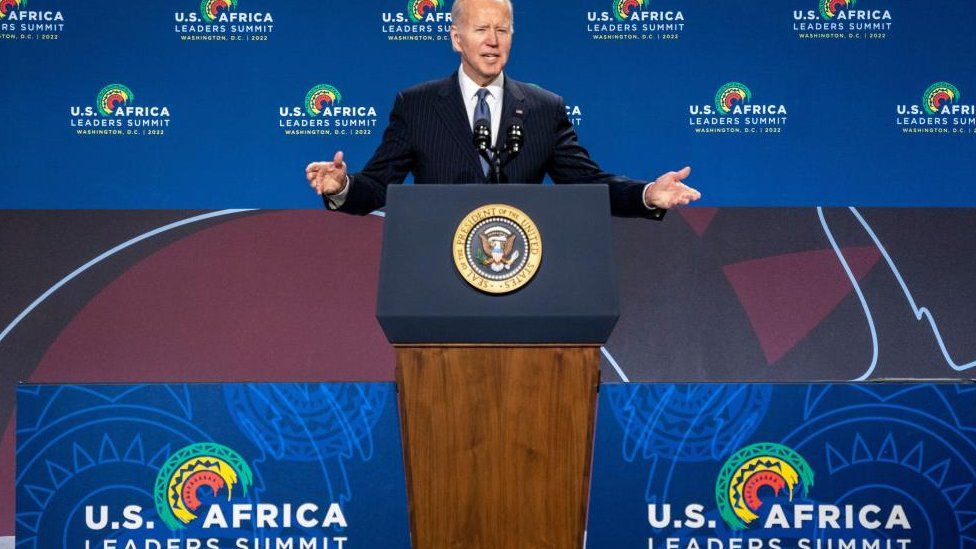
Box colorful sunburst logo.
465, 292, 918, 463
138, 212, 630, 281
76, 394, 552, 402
96, 84, 134, 116
305, 84, 343, 116
715, 443, 815, 530
200, 0, 238, 22
819, 0, 855, 20
923, 82, 960, 115
714, 82, 752, 114
613, 0, 645, 21
153, 443, 253, 530
408, 0, 442, 22
0, 0, 26, 19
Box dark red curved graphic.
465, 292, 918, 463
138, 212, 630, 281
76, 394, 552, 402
33, 211, 391, 384
677, 207, 718, 237
1, 211, 391, 533
723, 246, 881, 365
3, 208, 976, 535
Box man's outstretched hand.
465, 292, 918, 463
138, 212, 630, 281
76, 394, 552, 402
306, 151, 348, 196
645, 166, 701, 209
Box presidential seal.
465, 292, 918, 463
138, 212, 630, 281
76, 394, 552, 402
453, 204, 542, 294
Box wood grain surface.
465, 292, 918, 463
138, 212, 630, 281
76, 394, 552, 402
396, 346, 600, 548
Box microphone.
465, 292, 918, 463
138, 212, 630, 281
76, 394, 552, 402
504, 117, 524, 156
473, 117, 496, 183
473, 118, 492, 153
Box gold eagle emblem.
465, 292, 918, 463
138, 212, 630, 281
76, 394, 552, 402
453, 204, 542, 294
479, 233, 520, 271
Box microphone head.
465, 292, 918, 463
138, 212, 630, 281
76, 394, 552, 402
473, 118, 491, 151
505, 117, 524, 154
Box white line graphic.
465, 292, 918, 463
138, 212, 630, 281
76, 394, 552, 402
0, 209, 254, 348
819, 206, 976, 379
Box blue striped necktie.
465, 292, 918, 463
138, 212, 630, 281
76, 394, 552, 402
475, 88, 491, 176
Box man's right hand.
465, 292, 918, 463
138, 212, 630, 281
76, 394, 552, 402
306, 151, 348, 195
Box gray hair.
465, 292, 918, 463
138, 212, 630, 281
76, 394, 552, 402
451, 0, 514, 30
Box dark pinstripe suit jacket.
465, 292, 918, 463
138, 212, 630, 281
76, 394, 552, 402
334, 72, 664, 219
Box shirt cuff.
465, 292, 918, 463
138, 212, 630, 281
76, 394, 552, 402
642, 182, 667, 220
326, 175, 351, 210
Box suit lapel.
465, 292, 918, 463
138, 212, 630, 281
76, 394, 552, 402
435, 73, 484, 175
497, 76, 526, 148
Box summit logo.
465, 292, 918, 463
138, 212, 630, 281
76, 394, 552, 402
896, 81, 975, 134
715, 443, 815, 530
278, 83, 379, 136
0, 0, 65, 40
69, 84, 172, 137
380, 0, 453, 42
80, 442, 350, 547
585, 0, 685, 41
153, 443, 254, 530
173, 0, 274, 41
792, 0, 893, 40
688, 82, 788, 134
645, 442, 913, 548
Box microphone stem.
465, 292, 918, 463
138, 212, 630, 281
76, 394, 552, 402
491, 147, 503, 184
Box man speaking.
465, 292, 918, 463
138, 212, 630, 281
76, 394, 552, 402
306, 0, 701, 217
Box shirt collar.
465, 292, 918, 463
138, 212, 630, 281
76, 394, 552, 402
458, 65, 504, 101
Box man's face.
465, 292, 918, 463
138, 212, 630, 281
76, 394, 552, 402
451, 0, 513, 86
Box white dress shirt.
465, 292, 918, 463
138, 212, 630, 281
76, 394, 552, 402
457, 66, 504, 147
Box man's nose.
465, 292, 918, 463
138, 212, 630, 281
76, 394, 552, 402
486, 30, 498, 46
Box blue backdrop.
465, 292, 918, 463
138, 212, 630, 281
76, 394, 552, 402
3, 0, 975, 208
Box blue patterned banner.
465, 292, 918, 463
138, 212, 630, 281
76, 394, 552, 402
16, 383, 410, 548
588, 383, 976, 548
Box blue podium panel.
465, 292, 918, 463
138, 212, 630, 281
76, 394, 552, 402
378, 184, 619, 344
588, 383, 976, 548
16, 383, 411, 548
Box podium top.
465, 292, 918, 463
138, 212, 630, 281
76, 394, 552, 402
376, 184, 620, 344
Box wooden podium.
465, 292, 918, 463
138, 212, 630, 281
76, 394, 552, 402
377, 185, 620, 548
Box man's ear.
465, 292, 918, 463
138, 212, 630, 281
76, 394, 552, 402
450, 25, 462, 53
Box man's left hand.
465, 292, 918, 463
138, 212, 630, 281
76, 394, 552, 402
645, 166, 701, 209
